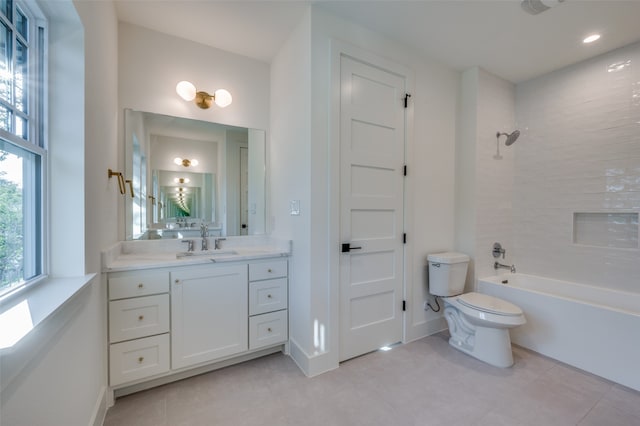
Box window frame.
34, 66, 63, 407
0, 0, 47, 300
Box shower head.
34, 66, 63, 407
496, 130, 521, 146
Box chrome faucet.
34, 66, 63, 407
200, 223, 209, 251
494, 261, 516, 273
214, 237, 226, 250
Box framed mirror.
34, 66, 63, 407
124, 109, 266, 240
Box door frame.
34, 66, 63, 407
328, 40, 416, 365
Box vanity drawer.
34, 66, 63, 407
249, 309, 288, 350
109, 334, 170, 386
249, 278, 287, 316
109, 270, 169, 300
249, 260, 287, 281
109, 294, 170, 343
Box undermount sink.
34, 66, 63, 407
176, 250, 238, 259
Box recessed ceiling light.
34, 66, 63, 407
583, 34, 601, 44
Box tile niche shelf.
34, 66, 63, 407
573, 212, 639, 249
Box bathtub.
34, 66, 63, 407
478, 273, 640, 391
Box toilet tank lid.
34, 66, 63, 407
427, 252, 470, 264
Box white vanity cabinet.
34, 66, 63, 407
108, 270, 171, 386
171, 264, 248, 370
106, 256, 288, 392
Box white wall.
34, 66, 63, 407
513, 41, 640, 292
1, 1, 117, 425
271, 6, 459, 375
455, 68, 479, 287
269, 8, 313, 371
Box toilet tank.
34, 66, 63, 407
427, 252, 470, 297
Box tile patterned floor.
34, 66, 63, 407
104, 333, 640, 426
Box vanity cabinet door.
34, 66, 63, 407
171, 264, 248, 370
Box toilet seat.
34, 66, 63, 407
458, 292, 523, 316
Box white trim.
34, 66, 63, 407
288, 337, 338, 377
405, 316, 448, 343
89, 385, 108, 426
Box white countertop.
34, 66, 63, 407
102, 236, 291, 272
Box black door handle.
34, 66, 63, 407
341, 243, 362, 253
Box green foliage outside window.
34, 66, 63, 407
0, 151, 23, 288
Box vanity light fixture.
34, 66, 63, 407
174, 177, 190, 184
176, 80, 232, 109
174, 157, 198, 167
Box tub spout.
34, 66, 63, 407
494, 261, 516, 273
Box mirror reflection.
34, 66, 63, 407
124, 109, 266, 240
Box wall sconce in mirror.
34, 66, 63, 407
174, 177, 190, 184
174, 157, 198, 167
176, 80, 232, 109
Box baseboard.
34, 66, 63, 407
289, 338, 338, 377
89, 385, 108, 426
405, 316, 448, 343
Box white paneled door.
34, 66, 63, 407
339, 54, 406, 362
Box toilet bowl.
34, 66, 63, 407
427, 252, 526, 367
442, 292, 525, 367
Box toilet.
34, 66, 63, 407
427, 252, 525, 367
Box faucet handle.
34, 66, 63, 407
214, 237, 226, 250
181, 239, 194, 252
492, 242, 506, 259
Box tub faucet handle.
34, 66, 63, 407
493, 242, 506, 259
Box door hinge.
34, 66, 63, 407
404, 93, 411, 108
403, 165, 407, 176
402, 300, 406, 311
403, 233, 407, 244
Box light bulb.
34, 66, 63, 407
214, 89, 232, 108
176, 81, 196, 101
190, 159, 199, 166
174, 157, 183, 166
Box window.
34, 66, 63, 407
0, 0, 45, 297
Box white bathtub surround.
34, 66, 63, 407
479, 273, 640, 391
102, 236, 292, 271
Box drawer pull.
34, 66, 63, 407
267, 327, 272, 333
267, 294, 272, 299
138, 315, 144, 321
138, 356, 144, 363
137, 283, 144, 289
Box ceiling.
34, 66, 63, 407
114, 0, 640, 83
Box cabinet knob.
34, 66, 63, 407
175, 279, 180, 284
267, 294, 272, 299
268, 268, 272, 273
267, 327, 272, 333
138, 315, 144, 321
138, 283, 144, 289
138, 356, 144, 363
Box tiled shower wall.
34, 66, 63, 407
474, 69, 516, 280
513, 41, 640, 293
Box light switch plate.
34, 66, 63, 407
290, 200, 300, 216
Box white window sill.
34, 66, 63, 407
0, 274, 96, 392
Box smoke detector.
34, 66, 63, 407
521, 0, 566, 15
